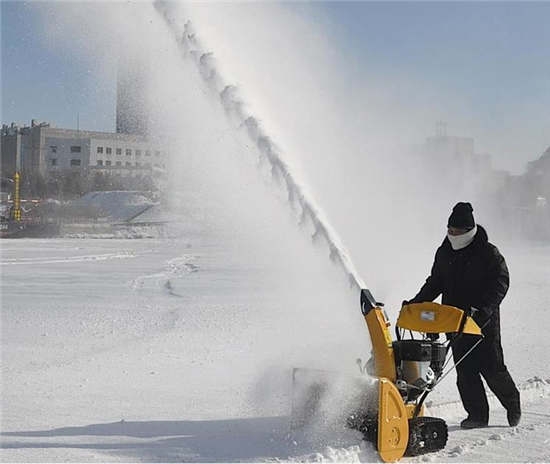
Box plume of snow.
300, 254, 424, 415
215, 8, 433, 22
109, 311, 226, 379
154, 2, 366, 292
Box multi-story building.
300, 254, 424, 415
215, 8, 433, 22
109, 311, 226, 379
1, 120, 167, 181
420, 124, 494, 198
116, 56, 149, 135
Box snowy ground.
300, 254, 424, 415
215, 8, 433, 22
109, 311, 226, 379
1, 231, 549, 462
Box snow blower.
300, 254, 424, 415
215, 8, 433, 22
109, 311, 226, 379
291, 288, 483, 462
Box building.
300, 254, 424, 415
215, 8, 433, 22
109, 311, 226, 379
1, 123, 22, 176
420, 124, 494, 197
1, 120, 167, 183
423, 134, 476, 175
116, 56, 149, 135
526, 146, 550, 189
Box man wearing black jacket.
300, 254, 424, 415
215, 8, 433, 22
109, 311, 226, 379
407, 202, 521, 429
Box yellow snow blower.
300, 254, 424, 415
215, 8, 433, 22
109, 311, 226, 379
291, 289, 483, 462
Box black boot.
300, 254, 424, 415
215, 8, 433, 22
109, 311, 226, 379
507, 404, 521, 426
460, 417, 488, 429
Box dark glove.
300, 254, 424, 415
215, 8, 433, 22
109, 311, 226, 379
461, 306, 472, 317
470, 306, 491, 328
469, 306, 479, 317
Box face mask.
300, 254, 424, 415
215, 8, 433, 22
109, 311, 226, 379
447, 225, 477, 250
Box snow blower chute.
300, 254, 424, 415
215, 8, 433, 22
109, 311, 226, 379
291, 288, 483, 462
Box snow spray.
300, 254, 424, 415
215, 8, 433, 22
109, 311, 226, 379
154, 2, 366, 293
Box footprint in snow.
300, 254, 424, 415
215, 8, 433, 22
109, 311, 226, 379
164, 280, 182, 297
449, 444, 468, 456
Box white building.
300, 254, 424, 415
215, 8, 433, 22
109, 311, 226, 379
1, 120, 167, 180
420, 126, 493, 197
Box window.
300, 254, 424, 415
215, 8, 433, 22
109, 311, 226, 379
106, 147, 112, 155
97, 160, 103, 166
116, 161, 121, 167
155, 150, 160, 157
50, 146, 57, 153
125, 162, 132, 167
71, 146, 81, 153
135, 162, 141, 167
106, 160, 112, 166
126, 149, 132, 156
144, 162, 151, 168
145, 150, 151, 156
51, 158, 57, 166
97, 146, 103, 154
70, 159, 81, 166
116, 148, 122, 155
135, 149, 142, 157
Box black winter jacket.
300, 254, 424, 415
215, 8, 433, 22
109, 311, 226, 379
411, 225, 509, 338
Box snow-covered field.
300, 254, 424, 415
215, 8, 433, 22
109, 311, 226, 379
1, 231, 549, 463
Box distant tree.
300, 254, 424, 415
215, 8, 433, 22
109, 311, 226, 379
46, 176, 62, 199
20, 170, 47, 198
60, 173, 86, 199
24, 169, 158, 201
92, 172, 108, 191
91, 171, 128, 191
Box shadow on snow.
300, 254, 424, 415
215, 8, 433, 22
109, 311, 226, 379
1, 416, 350, 462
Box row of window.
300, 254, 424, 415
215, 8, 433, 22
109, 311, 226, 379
49, 159, 164, 169
96, 160, 165, 168
49, 145, 163, 157
97, 146, 161, 157
50, 159, 81, 166
51, 146, 82, 154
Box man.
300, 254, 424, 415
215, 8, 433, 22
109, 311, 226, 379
406, 202, 521, 429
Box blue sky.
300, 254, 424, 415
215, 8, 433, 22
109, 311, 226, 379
315, 2, 549, 103
2, 1, 549, 173
1, 1, 117, 132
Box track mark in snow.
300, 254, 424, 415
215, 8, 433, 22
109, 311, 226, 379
443, 419, 550, 461
165, 256, 199, 274
1, 251, 136, 265
131, 254, 199, 293
407, 379, 550, 463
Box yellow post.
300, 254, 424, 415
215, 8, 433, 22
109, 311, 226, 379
12, 172, 21, 221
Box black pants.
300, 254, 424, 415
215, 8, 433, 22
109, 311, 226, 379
452, 334, 520, 422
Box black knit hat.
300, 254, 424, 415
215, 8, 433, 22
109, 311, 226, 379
448, 202, 475, 229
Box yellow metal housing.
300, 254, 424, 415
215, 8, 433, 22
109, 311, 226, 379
377, 378, 409, 462
363, 307, 396, 382
397, 302, 482, 335
405, 403, 422, 419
